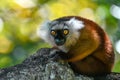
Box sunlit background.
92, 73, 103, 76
0, 0, 120, 72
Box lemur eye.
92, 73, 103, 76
63, 29, 69, 35
51, 30, 56, 36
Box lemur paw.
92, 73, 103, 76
49, 49, 61, 61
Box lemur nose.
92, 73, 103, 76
55, 39, 65, 46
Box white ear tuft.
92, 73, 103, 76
37, 20, 51, 42
68, 17, 84, 30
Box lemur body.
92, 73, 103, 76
38, 16, 114, 75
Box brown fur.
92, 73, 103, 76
55, 16, 115, 75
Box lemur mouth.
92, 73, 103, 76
55, 39, 65, 46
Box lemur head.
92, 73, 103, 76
50, 22, 69, 46
37, 17, 84, 52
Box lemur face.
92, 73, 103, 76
38, 17, 84, 52
50, 22, 69, 46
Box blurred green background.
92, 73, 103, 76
0, 0, 120, 72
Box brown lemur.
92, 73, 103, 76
37, 16, 114, 75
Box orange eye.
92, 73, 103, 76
51, 30, 56, 36
63, 29, 69, 35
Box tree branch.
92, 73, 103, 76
0, 48, 120, 80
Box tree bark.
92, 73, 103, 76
0, 48, 120, 80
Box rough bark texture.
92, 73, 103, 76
0, 48, 120, 80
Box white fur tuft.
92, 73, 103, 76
68, 17, 84, 30
37, 21, 50, 43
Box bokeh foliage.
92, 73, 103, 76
0, 0, 120, 72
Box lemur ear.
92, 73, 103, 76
67, 17, 84, 30
37, 20, 51, 41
